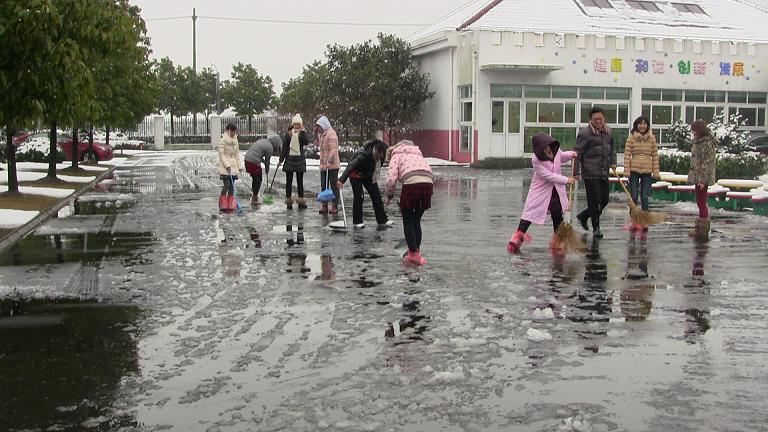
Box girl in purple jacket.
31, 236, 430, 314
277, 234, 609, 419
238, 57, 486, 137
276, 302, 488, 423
508, 133, 577, 254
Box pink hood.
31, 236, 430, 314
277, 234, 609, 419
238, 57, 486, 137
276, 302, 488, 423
385, 144, 432, 197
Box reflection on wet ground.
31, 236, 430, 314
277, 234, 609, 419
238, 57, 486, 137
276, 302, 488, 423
1, 153, 768, 431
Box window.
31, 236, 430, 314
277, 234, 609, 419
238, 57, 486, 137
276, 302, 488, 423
460, 125, 472, 152
491, 101, 504, 133
490, 84, 522, 98
672, 2, 706, 14
728, 91, 748, 103
627, 1, 660, 12
732, 107, 766, 127
705, 91, 725, 103
525, 85, 550, 98
462, 102, 473, 122
552, 86, 578, 98
642, 88, 682, 101
508, 102, 521, 133
582, 0, 613, 8
642, 88, 662, 101
748, 92, 767, 104
661, 89, 683, 101
459, 85, 472, 99
685, 90, 705, 102
606, 88, 631, 100
539, 103, 565, 123
580, 87, 605, 99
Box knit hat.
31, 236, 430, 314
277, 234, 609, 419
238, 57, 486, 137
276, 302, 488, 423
292, 114, 303, 126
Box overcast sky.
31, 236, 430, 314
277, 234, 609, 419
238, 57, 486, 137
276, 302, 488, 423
130, 0, 472, 91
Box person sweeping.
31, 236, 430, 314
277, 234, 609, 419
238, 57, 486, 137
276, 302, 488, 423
508, 133, 578, 254
217, 123, 244, 212
244, 134, 282, 205
337, 139, 392, 229
623, 116, 661, 231
384, 140, 433, 266
315, 115, 340, 215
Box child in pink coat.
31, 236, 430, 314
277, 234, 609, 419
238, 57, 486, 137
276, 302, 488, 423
384, 140, 433, 266
508, 133, 577, 254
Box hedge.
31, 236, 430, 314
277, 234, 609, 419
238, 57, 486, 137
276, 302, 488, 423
659, 149, 768, 180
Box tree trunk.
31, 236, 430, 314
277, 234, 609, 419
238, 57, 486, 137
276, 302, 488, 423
193, 113, 198, 135
71, 127, 79, 169
47, 122, 58, 179
170, 113, 175, 137
248, 116, 252, 135
205, 111, 210, 135
88, 125, 94, 164
5, 126, 19, 193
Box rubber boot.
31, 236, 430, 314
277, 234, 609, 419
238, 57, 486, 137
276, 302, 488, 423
227, 195, 237, 211
218, 195, 228, 212
319, 202, 328, 215
251, 194, 261, 205
592, 220, 603, 239
403, 250, 427, 266
285, 197, 294, 210
507, 230, 531, 254
328, 203, 338, 214
688, 218, 710, 241
296, 197, 308, 210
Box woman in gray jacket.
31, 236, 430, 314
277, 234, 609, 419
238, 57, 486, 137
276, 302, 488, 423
244, 134, 281, 205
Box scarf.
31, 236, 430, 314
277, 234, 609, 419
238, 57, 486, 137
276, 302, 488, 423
590, 122, 611, 135
289, 129, 301, 156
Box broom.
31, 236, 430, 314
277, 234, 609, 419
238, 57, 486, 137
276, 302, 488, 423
263, 161, 282, 205
611, 168, 667, 226
554, 162, 586, 253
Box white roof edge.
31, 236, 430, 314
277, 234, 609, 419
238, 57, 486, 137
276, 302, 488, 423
410, 31, 459, 55
442, 26, 768, 44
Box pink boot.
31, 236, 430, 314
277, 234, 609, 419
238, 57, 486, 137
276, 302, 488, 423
403, 251, 427, 266
507, 230, 531, 254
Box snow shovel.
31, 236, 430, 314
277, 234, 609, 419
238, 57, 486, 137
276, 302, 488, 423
230, 174, 244, 216
327, 187, 348, 231
554, 162, 586, 253
263, 161, 282, 205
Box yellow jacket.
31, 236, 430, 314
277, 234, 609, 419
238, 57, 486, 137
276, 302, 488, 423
624, 132, 659, 176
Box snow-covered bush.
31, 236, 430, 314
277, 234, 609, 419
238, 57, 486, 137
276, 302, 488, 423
659, 147, 767, 180
708, 112, 751, 154
667, 120, 693, 151
14, 137, 65, 163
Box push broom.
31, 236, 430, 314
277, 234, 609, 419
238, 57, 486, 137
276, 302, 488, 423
611, 168, 667, 226
554, 162, 586, 253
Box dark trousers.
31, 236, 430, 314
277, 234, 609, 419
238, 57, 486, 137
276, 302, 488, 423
350, 177, 388, 225
402, 208, 426, 252
518, 187, 563, 233
285, 171, 304, 197
251, 174, 263, 196
220, 175, 237, 196
320, 169, 340, 204
579, 179, 610, 229
629, 173, 652, 211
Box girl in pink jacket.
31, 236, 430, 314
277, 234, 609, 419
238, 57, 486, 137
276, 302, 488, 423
315, 116, 341, 214
384, 140, 433, 266
508, 133, 577, 254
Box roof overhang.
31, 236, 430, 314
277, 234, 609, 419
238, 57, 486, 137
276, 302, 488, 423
480, 63, 565, 71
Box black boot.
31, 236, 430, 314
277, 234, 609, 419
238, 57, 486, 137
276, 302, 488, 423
592, 219, 603, 239
577, 211, 590, 231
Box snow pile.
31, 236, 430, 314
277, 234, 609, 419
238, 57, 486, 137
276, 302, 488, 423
532, 307, 555, 320
0, 209, 39, 228
526, 328, 553, 342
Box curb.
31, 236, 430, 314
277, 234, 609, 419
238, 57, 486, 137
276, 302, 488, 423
0, 166, 117, 256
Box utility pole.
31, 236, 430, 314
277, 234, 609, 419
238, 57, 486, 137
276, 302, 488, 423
192, 8, 197, 73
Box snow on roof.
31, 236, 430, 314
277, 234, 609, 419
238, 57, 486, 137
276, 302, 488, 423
409, 0, 768, 43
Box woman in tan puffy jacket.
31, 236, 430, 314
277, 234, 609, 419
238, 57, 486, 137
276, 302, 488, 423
624, 116, 659, 219
217, 123, 244, 211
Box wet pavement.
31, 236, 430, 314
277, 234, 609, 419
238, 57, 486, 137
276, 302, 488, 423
1, 151, 768, 431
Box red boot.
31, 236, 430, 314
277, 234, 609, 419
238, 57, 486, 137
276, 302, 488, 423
507, 230, 531, 254
219, 195, 228, 212
226, 195, 237, 211
319, 202, 328, 214
328, 204, 338, 214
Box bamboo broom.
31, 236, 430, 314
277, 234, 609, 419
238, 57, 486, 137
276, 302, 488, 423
554, 162, 587, 253
611, 168, 667, 226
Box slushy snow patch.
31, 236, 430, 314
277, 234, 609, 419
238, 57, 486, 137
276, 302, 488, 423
532, 307, 555, 320
527, 328, 553, 342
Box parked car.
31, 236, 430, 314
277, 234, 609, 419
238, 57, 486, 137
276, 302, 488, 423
15, 132, 114, 162
746, 134, 768, 155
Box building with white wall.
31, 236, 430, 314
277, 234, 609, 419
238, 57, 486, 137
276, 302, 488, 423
406, 0, 768, 163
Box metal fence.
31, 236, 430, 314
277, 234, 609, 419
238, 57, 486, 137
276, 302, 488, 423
127, 114, 292, 139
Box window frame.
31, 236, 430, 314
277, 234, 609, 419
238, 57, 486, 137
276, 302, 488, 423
627, 0, 661, 12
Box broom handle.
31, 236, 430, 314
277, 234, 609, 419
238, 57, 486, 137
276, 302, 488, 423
266, 161, 282, 194
568, 162, 576, 204
611, 168, 635, 202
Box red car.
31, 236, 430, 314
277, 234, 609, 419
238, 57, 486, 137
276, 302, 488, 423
14, 131, 114, 162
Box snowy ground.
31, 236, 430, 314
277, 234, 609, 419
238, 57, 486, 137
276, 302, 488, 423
1, 151, 767, 432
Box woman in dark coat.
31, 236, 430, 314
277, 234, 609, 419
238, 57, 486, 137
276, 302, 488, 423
337, 139, 392, 228
280, 114, 309, 210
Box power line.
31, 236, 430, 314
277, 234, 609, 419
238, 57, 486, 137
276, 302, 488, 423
146, 14, 427, 27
